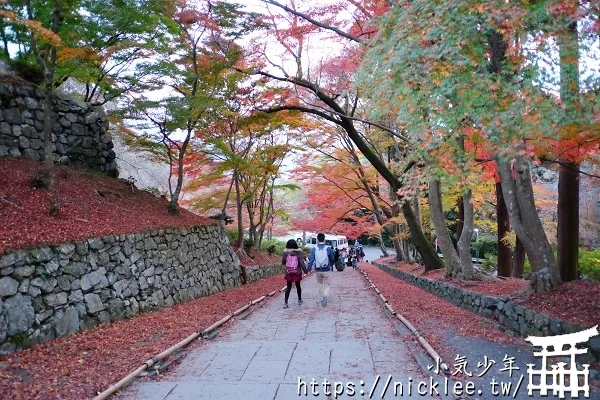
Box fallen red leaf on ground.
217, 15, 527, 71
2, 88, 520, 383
0, 158, 215, 255
380, 258, 600, 329
360, 263, 524, 364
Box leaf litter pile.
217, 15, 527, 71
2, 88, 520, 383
0, 275, 284, 400
381, 258, 600, 329
0, 158, 215, 254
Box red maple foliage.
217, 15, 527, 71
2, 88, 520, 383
0, 158, 215, 255
0, 274, 284, 400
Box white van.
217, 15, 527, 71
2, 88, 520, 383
305, 234, 349, 250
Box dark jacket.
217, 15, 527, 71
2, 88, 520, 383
307, 244, 335, 272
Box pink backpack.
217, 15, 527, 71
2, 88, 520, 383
286, 254, 299, 274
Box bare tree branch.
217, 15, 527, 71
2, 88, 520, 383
263, 0, 364, 44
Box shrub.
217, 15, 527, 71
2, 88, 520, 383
523, 258, 532, 280
471, 237, 497, 259
480, 254, 497, 273
226, 229, 239, 243
261, 239, 287, 256
579, 249, 600, 281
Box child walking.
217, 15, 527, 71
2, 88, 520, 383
282, 239, 307, 308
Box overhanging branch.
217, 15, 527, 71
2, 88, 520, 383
263, 0, 364, 44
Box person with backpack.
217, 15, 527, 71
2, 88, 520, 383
307, 233, 335, 307
282, 239, 307, 308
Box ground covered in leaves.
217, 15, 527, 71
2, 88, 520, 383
231, 245, 281, 267
379, 257, 600, 329
359, 264, 523, 364
0, 158, 215, 254
0, 274, 284, 400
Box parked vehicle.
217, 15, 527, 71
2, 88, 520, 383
304, 233, 349, 250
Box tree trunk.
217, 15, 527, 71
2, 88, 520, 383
557, 161, 579, 281
168, 128, 192, 214
42, 82, 62, 217
496, 182, 513, 277
496, 156, 561, 291
392, 231, 404, 262
234, 170, 244, 250
390, 224, 410, 262
378, 231, 390, 257
557, 17, 580, 282
402, 201, 444, 271
512, 236, 525, 278
388, 190, 411, 263
456, 196, 464, 241
398, 225, 411, 262
457, 190, 475, 278
413, 197, 422, 230
428, 179, 461, 276
335, 113, 443, 271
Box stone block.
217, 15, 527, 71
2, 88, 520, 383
44, 293, 68, 308
84, 293, 105, 314
31, 246, 55, 263
22, 148, 40, 161
0, 276, 19, 297
30, 277, 57, 294
18, 135, 30, 148
29, 138, 42, 150
4, 108, 22, 124
75, 241, 89, 256
8, 147, 20, 157
70, 122, 85, 135
81, 271, 105, 291
1, 252, 26, 269
4, 294, 35, 335
58, 242, 76, 257
97, 311, 111, 324
107, 299, 126, 321
61, 262, 87, 277
44, 259, 59, 274
80, 315, 98, 331
57, 275, 71, 291
68, 290, 84, 303
88, 238, 104, 250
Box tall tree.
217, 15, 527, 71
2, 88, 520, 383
123, 0, 260, 213
357, 0, 573, 290
247, 0, 444, 270
20, 0, 69, 215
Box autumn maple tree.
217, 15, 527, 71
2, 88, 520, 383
356, 0, 599, 291
244, 0, 445, 271
0, 0, 174, 215
121, 1, 265, 214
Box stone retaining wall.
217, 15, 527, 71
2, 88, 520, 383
0, 75, 117, 176
372, 262, 600, 362
244, 263, 285, 284
0, 224, 241, 354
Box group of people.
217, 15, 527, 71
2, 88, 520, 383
332, 246, 365, 270
281, 233, 365, 308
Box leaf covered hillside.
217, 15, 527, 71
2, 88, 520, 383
0, 158, 215, 255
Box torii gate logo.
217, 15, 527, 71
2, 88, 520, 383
526, 325, 599, 398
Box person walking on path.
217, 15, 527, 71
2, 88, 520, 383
307, 233, 334, 306
282, 239, 307, 308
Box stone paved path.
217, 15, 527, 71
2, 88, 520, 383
121, 269, 438, 400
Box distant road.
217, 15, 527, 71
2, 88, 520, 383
361, 246, 394, 263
